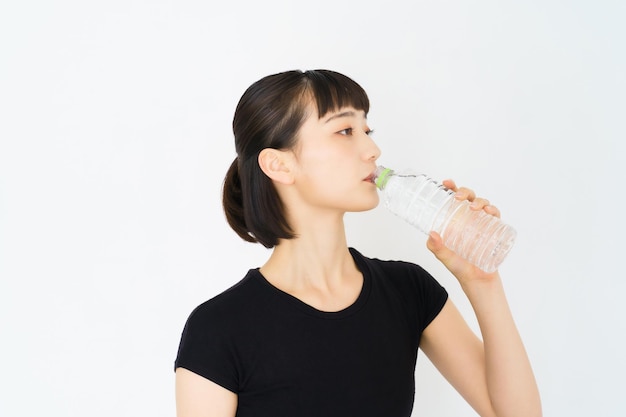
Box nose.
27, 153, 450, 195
362, 133, 381, 162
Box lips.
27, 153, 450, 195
364, 172, 376, 183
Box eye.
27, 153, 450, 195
338, 128, 353, 135
337, 128, 374, 136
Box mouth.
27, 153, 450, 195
363, 172, 376, 183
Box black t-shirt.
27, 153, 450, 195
175, 248, 448, 417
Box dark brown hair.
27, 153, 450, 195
222, 69, 370, 248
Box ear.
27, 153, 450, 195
258, 148, 295, 185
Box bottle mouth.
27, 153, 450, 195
374, 166, 393, 190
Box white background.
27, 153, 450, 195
1, 0, 624, 416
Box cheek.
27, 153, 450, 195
299, 146, 344, 173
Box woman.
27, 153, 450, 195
174, 69, 542, 417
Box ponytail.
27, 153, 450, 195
222, 157, 255, 244
222, 154, 296, 248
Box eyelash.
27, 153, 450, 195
338, 128, 375, 136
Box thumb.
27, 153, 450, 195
426, 231, 454, 264
427, 231, 479, 279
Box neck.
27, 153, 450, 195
260, 212, 357, 292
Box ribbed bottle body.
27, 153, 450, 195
376, 167, 516, 272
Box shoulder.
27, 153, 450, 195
350, 247, 435, 283
183, 269, 263, 329
175, 271, 265, 392
175, 270, 265, 373
350, 247, 447, 304
350, 247, 448, 330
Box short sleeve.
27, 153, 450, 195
174, 302, 239, 393
410, 263, 448, 331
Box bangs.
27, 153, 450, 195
303, 70, 370, 118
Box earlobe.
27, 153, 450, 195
258, 148, 294, 185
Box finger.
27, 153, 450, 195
426, 231, 443, 251
426, 232, 454, 263
442, 179, 457, 192
427, 232, 463, 272
484, 204, 501, 218
469, 197, 490, 210
454, 187, 477, 202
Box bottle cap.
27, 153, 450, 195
374, 166, 394, 190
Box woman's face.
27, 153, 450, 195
288, 103, 381, 213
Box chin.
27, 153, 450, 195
350, 195, 380, 212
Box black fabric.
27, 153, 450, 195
175, 248, 448, 417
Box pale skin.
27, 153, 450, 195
176, 104, 542, 417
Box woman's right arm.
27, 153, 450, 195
175, 368, 238, 417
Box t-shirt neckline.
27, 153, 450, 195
251, 247, 371, 320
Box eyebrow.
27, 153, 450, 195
323, 110, 367, 123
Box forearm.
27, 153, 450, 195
461, 275, 542, 417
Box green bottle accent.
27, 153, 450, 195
375, 167, 394, 190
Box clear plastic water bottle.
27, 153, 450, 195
374, 166, 516, 272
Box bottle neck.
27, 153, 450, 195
374, 166, 394, 190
